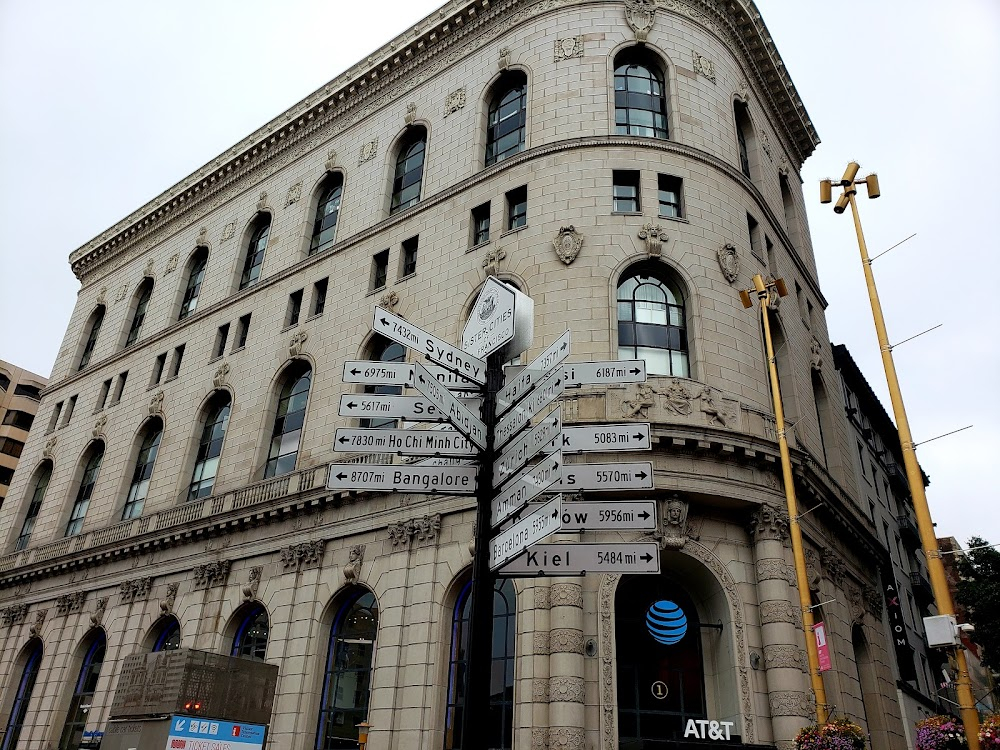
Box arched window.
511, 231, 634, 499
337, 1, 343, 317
1, 641, 42, 750
264, 363, 312, 478
390, 128, 427, 214
361, 337, 405, 429
614, 49, 669, 139
125, 279, 154, 347
485, 72, 527, 166
178, 249, 208, 320
444, 578, 516, 750
188, 392, 231, 500
66, 444, 104, 537
316, 590, 378, 750
122, 419, 163, 520
616, 576, 706, 743
310, 175, 344, 255
734, 101, 755, 180
232, 605, 269, 661
77, 306, 105, 371
15, 462, 52, 551
617, 264, 689, 377
239, 218, 271, 290
152, 617, 181, 652
58, 632, 106, 750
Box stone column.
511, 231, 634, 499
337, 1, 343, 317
548, 578, 586, 750
526, 580, 551, 750
750, 504, 811, 750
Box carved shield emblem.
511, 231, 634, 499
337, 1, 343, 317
624, 0, 656, 41
717, 243, 739, 283
552, 226, 583, 265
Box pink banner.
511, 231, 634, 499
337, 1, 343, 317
814, 621, 832, 672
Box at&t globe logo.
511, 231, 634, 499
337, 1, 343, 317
646, 600, 687, 645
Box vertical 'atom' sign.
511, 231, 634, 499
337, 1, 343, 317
646, 600, 687, 645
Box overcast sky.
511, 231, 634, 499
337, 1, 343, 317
1, 1, 997, 546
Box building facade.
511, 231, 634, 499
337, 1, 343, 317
0, 1, 915, 749
0, 361, 48, 510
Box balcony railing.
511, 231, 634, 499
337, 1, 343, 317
909, 571, 933, 602
897, 514, 921, 548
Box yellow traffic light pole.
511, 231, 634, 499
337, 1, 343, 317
822, 164, 980, 749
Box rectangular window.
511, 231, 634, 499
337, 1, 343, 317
235, 314, 251, 350
0, 437, 25, 458
858, 442, 867, 478
765, 236, 775, 275
658, 174, 683, 218
48, 401, 63, 432
152, 352, 167, 385
112, 372, 128, 405
2, 409, 35, 431
471, 202, 491, 247
60, 395, 78, 427
806, 299, 814, 329
0, 466, 13, 486
97, 379, 112, 411
13, 384, 41, 400
401, 236, 418, 278
214, 325, 230, 359
506, 186, 527, 230
868, 500, 876, 521
287, 289, 304, 327
747, 214, 762, 261
371, 249, 389, 291
169, 345, 185, 379
612, 170, 641, 213
311, 278, 328, 317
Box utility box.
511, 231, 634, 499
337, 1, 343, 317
924, 614, 960, 648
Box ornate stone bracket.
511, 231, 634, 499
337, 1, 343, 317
862, 583, 883, 617
482, 248, 506, 277
624, 0, 655, 42
378, 290, 399, 311
820, 548, 845, 587
344, 544, 365, 583
638, 222, 665, 257
119, 576, 152, 604
289, 330, 308, 357
43, 435, 57, 459
193, 560, 231, 589
1, 604, 28, 626
404, 102, 417, 125
255, 191, 269, 213
56, 591, 86, 616
749, 503, 790, 544
388, 514, 441, 547
810, 337, 823, 373
213, 363, 230, 388
96, 286, 108, 306
93, 415, 107, 439
280, 540, 326, 570
29, 609, 47, 637
160, 582, 179, 614
552, 226, 582, 265
498, 47, 511, 70
324, 149, 338, 172
243, 566, 262, 601
90, 596, 109, 626
149, 390, 164, 417
651, 494, 690, 549
143, 257, 155, 279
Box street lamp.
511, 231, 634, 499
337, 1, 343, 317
356, 721, 372, 750
740, 273, 830, 725
821, 164, 981, 750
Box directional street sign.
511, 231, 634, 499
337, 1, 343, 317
338, 394, 481, 422
342, 361, 480, 391
491, 451, 562, 527
497, 330, 571, 416
551, 462, 653, 491
529, 500, 657, 531
373, 307, 487, 384
410, 362, 487, 450
560, 423, 651, 453
334, 428, 477, 456
327, 463, 478, 494
489, 495, 562, 570
493, 407, 561, 488
495, 370, 564, 449
561, 360, 647, 387
497, 542, 661, 576
462, 276, 534, 361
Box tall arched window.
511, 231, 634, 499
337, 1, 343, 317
310, 175, 344, 255
264, 363, 312, 478
390, 128, 427, 214
614, 49, 669, 139
617, 264, 689, 377
485, 72, 527, 166
444, 578, 516, 750
77, 305, 105, 371
316, 590, 378, 750
152, 617, 181, 652
361, 337, 405, 429
66, 443, 104, 537
734, 101, 755, 180
232, 605, 269, 661
58, 632, 106, 750
178, 249, 208, 320
122, 419, 163, 520
188, 392, 231, 500
239, 217, 271, 290
15, 461, 52, 551
125, 279, 154, 347
812, 371, 830, 464
2, 640, 42, 750
616, 576, 706, 743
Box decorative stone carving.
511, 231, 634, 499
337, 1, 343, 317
289, 330, 308, 356
404, 102, 417, 125
534, 587, 550, 609
143, 257, 155, 278
756, 558, 794, 584
324, 149, 338, 172
653, 494, 689, 549
43, 436, 57, 459
96, 286, 108, 306
737, 79, 750, 102
692, 51, 716, 82
863, 583, 883, 617
221, 222, 236, 241
482, 247, 506, 276
243, 566, 262, 601
550, 583, 583, 608
749, 504, 789, 543
810, 337, 823, 372
532, 678, 549, 702
531, 728, 549, 750
624, 0, 656, 42
285, 182, 302, 206
90, 596, 109, 626
1, 604, 28, 626
192, 560, 231, 589
804, 548, 822, 592
552, 226, 583, 265
766, 276, 782, 310
343, 544, 365, 583
698, 386, 731, 427
550, 727, 586, 750
760, 600, 798, 625
769, 690, 812, 717
554, 36, 584, 61
498, 47, 511, 70
56, 591, 86, 616
761, 133, 773, 161
213, 363, 230, 387
280, 540, 326, 569
443, 88, 466, 117
93, 415, 107, 439
533, 631, 550, 654
165, 253, 179, 274
160, 582, 179, 614
821, 548, 845, 586
119, 576, 152, 603
549, 676, 585, 703
764, 644, 808, 672
29, 609, 47, 637
621, 383, 657, 419
149, 390, 164, 417
387, 514, 442, 546
388, 523, 409, 547
255, 191, 269, 212
197, 227, 209, 247
638, 222, 665, 257
115, 283, 129, 303
550, 628, 585, 654
661, 380, 692, 415
717, 243, 739, 283
359, 138, 378, 163
378, 290, 399, 311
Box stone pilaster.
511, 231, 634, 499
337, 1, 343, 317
548, 579, 585, 747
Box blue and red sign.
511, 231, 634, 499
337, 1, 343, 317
165, 717, 266, 750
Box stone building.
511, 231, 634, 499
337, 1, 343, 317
0, 1, 915, 748
0, 360, 48, 510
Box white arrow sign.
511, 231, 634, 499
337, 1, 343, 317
561, 360, 647, 386
492, 451, 562, 527
342, 361, 480, 391
373, 307, 487, 384
410, 362, 487, 450
495, 370, 564, 449
529, 500, 657, 530
560, 423, 651, 453
494, 407, 561, 488
497, 330, 571, 416
334, 428, 477, 456
497, 542, 661, 576
327, 463, 478, 494
338, 394, 481, 422
489, 495, 562, 570
552, 462, 653, 491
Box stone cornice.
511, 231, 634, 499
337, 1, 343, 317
67, 0, 818, 283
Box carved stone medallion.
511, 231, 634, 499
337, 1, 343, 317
624, 0, 656, 42
221, 222, 236, 241
552, 226, 583, 265
443, 88, 466, 117
165, 253, 179, 274
285, 182, 302, 206
359, 139, 378, 163
717, 243, 740, 283
554, 36, 584, 61
692, 51, 716, 82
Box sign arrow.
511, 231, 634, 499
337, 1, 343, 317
334, 428, 478, 456
496, 542, 661, 576
560, 360, 647, 387
327, 463, 478, 494
491, 451, 562, 527
560, 423, 651, 453
496, 330, 571, 416
338, 394, 481, 422
493, 407, 561, 487
372, 307, 486, 384
550, 462, 654, 491
410, 362, 487, 450
489, 495, 562, 570
495, 370, 564, 449
342, 360, 480, 391
525, 499, 657, 531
